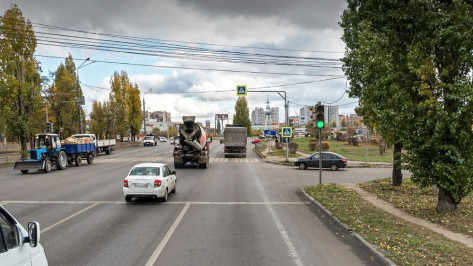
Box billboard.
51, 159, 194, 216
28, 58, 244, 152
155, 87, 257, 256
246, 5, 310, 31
215, 114, 229, 120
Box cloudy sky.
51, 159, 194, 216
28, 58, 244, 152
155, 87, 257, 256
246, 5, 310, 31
2, 0, 355, 125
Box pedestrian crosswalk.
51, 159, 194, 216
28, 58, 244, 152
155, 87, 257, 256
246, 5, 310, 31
98, 157, 260, 163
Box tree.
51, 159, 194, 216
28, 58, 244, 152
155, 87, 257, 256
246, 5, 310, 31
0, 4, 42, 156
341, 0, 421, 186
233, 97, 251, 136
341, 0, 473, 212
50, 56, 81, 137
90, 100, 106, 138
216, 120, 221, 135
126, 83, 142, 141
341, 118, 347, 128
109, 71, 131, 141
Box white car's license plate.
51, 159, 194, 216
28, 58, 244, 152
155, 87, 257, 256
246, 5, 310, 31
134, 183, 149, 188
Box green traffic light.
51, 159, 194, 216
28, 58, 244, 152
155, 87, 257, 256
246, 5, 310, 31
316, 121, 324, 128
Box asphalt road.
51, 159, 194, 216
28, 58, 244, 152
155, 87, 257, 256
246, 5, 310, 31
0, 141, 404, 266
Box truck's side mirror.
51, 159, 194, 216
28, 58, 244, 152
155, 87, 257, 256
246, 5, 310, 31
27, 222, 40, 247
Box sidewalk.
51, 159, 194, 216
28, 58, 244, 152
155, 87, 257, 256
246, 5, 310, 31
256, 144, 392, 168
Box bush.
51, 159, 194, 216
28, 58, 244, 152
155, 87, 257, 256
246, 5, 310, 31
276, 142, 283, 149
289, 142, 298, 153
322, 141, 330, 151
308, 143, 316, 151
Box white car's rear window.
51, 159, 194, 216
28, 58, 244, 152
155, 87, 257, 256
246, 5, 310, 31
130, 167, 160, 176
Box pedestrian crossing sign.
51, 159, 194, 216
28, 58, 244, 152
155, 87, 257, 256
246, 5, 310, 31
236, 85, 247, 96
281, 127, 292, 138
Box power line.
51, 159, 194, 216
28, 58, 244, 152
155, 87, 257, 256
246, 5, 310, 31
36, 54, 345, 77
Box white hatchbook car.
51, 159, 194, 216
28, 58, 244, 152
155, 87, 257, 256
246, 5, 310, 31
123, 163, 177, 202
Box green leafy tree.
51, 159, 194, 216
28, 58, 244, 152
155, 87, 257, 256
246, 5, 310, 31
0, 4, 42, 156
341, 118, 347, 128
90, 100, 106, 138
403, 1, 473, 212
126, 83, 142, 141
341, 0, 421, 186
50, 57, 80, 137
233, 97, 251, 136
216, 120, 221, 135
341, 0, 473, 212
109, 71, 130, 141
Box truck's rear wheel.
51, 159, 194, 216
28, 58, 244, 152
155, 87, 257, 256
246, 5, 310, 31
75, 155, 82, 166
105, 148, 113, 155
21, 170, 29, 174
87, 153, 94, 164
56, 151, 67, 170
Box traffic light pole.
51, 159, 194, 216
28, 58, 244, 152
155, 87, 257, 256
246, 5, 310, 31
318, 128, 322, 185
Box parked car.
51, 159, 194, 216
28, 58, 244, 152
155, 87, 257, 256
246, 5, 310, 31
159, 137, 167, 143
294, 152, 347, 171
251, 138, 261, 144
220, 138, 224, 144
123, 163, 177, 202
143, 135, 157, 147
258, 135, 266, 139
0, 205, 48, 265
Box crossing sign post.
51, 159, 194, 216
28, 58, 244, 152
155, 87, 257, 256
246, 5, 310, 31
236, 85, 247, 96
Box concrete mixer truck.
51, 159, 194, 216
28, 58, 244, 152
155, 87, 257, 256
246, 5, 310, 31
173, 116, 209, 169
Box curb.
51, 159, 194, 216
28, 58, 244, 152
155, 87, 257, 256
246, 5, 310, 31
301, 189, 396, 266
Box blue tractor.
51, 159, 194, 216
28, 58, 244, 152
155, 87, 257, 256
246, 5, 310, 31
14, 134, 68, 174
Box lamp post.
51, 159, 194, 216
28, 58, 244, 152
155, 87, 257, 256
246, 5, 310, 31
76, 57, 91, 134
142, 88, 152, 135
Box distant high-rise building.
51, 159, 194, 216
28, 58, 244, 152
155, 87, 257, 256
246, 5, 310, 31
150, 111, 171, 122
251, 100, 279, 126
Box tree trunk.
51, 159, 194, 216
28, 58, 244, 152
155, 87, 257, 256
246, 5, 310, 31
392, 142, 403, 186
436, 187, 457, 212
20, 135, 28, 159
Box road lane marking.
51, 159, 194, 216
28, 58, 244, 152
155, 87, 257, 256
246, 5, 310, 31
95, 157, 260, 163
41, 203, 99, 234
248, 164, 304, 266
145, 202, 190, 266
2, 200, 308, 205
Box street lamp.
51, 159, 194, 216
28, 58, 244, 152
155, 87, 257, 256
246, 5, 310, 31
142, 88, 153, 135
76, 57, 91, 134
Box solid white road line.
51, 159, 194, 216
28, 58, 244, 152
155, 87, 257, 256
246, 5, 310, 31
41, 203, 99, 234
145, 202, 191, 266
3, 200, 308, 205
248, 164, 304, 266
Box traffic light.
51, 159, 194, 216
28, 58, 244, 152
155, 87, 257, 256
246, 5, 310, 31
316, 104, 325, 128
45, 122, 53, 133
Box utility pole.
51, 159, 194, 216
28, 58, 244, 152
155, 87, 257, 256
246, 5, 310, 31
142, 88, 152, 135
76, 57, 90, 134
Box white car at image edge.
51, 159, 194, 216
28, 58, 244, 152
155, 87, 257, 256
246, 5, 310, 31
0, 205, 48, 265
123, 163, 177, 202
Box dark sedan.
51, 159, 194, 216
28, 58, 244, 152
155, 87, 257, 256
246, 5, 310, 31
294, 152, 347, 171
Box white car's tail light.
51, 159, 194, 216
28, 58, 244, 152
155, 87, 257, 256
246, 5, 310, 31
123, 180, 129, 188
154, 180, 161, 188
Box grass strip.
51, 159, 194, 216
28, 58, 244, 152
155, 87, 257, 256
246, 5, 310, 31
305, 183, 473, 265
360, 178, 473, 237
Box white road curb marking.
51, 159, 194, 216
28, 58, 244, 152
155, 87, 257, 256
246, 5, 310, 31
145, 202, 190, 266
